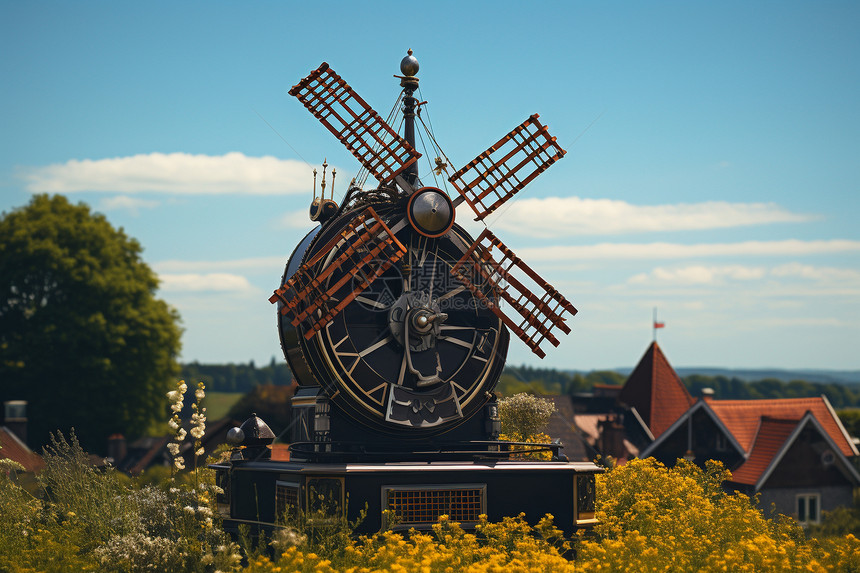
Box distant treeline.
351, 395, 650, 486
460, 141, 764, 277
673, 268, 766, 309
181, 360, 860, 409
498, 364, 860, 409
181, 359, 293, 393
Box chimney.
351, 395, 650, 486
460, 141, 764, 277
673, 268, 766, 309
701, 388, 715, 401
598, 415, 626, 460
3, 400, 28, 446
107, 434, 127, 465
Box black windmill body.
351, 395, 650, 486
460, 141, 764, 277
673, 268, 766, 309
215, 52, 601, 537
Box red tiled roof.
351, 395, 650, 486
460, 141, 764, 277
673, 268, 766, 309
708, 397, 855, 458
618, 342, 695, 438
0, 427, 44, 473
729, 417, 797, 485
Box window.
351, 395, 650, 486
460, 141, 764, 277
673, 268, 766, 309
715, 432, 728, 452
797, 493, 820, 525
306, 477, 344, 522
275, 481, 300, 521
575, 474, 597, 524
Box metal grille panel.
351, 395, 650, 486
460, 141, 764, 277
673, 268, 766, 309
275, 482, 299, 519
269, 207, 407, 339
386, 486, 485, 525
289, 63, 420, 184
449, 114, 565, 221
451, 229, 577, 358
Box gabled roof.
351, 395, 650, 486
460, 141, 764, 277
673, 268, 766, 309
0, 426, 44, 473
707, 396, 857, 458
729, 417, 797, 486
639, 399, 746, 460
729, 412, 860, 489
618, 342, 695, 438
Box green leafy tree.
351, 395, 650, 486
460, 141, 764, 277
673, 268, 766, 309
0, 194, 182, 453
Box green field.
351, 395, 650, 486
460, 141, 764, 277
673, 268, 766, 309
204, 391, 244, 421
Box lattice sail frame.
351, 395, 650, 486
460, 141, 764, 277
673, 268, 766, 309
269, 207, 406, 340
289, 63, 421, 185
450, 229, 577, 359
448, 114, 566, 221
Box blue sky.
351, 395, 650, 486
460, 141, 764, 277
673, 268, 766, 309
2, 1, 858, 371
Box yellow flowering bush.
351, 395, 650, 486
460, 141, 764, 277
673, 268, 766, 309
245, 513, 575, 573
498, 432, 555, 460
576, 457, 858, 572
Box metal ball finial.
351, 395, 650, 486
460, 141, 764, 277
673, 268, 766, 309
400, 49, 419, 77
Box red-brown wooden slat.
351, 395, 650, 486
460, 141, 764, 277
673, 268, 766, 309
269, 207, 406, 338
448, 115, 566, 221
450, 229, 576, 358
289, 63, 420, 184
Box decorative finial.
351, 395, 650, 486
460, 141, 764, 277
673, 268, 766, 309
320, 158, 328, 198
400, 49, 419, 77
330, 168, 336, 199
312, 168, 318, 199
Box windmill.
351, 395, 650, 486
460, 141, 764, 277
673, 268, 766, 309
216, 52, 601, 540
269, 51, 577, 433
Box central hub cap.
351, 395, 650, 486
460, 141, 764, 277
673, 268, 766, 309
388, 292, 447, 351
407, 187, 455, 238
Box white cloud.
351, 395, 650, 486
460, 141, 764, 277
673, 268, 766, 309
21, 152, 312, 195
770, 263, 860, 282
625, 262, 860, 292
158, 273, 257, 293
279, 209, 314, 229
629, 265, 767, 286
518, 239, 860, 261
154, 256, 286, 274
488, 196, 813, 237
98, 195, 159, 215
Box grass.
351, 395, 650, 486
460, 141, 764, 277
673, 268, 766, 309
204, 391, 244, 421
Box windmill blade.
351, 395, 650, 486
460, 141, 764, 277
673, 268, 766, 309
289, 63, 421, 185
450, 229, 576, 358
269, 207, 406, 340
448, 114, 566, 221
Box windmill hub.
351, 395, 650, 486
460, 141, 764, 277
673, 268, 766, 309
407, 186, 455, 237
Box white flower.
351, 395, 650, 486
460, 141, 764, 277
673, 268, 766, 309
166, 390, 179, 402
176, 428, 187, 441
183, 505, 195, 514
179, 382, 187, 393
167, 443, 180, 456
195, 447, 205, 457
168, 419, 179, 431
174, 458, 185, 470
190, 427, 205, 440
195, 388, 205, 401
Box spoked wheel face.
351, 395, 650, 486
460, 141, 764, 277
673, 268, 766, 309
276, 205, 507, 436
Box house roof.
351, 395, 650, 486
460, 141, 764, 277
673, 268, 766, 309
0, 426, 44, 473
707, 396, 857, 458
543, 395, 591, 461
728, 412, 860, 489
729, 417, 797, 485
618, 342, 695, 438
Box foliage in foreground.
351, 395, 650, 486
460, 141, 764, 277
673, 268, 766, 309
2, 436, 860, 572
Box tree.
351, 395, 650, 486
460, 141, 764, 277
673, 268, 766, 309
0, 194, 182, 453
